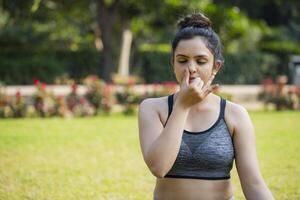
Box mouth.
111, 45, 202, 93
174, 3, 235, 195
188, 77, 197, 83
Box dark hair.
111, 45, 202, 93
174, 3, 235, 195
171, 13, 224, 62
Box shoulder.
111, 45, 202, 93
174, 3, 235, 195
224, 99, 253, 137
138, 96, 171, 139
139, 96, 166, 108
139, 96, 168, 112
225, 99, 249, 118
138, 96, 169, 121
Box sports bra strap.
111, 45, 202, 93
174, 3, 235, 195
220, 97, 226, 119
168, 94, 174, 117
164, 94, 174, 127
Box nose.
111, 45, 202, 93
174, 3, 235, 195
188, 61, 197, 74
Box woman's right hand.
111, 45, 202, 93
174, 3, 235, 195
175, 69, 219, 109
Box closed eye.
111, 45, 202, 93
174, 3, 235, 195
177, 60, 187, 63
197, 61, 206, 64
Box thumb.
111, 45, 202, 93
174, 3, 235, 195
181, 69, 189, 88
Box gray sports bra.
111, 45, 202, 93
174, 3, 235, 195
163, 94, 235, 180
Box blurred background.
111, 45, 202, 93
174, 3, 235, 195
0, 0, 300, 200
1, 0, 300, 116
1, 0, 300, 117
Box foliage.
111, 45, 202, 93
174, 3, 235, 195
133, 51, 175, 83
83, 75, 115, 115
115, 82, 141, 115
0, 49, 100, 85
8, 90, 27, 118
83, 75, 105, 115
32, 79, 58, 117
0, 0, 300, 84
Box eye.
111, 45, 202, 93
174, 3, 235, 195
197, 60, 206, 65
177, 59, 187, 63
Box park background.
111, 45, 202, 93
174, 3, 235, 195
0, 0, 300, 199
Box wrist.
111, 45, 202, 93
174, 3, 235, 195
173, 101, 190, 112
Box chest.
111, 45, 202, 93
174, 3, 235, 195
166, 120, 235, 177
159, 109, 235, 137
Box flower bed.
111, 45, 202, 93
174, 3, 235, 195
258, 76, 300, 110
0, 76, 179, 118
3, 75, 298, 118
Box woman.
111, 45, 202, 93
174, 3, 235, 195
138, 13, 274, 200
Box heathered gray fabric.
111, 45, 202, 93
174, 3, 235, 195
164, 95, 235, 180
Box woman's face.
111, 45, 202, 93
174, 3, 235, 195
172, 36, 222, 85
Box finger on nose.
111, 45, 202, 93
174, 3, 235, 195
182, 69, 189, 85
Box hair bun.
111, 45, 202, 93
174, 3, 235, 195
177, 13, 212, 30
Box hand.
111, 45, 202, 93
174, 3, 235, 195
175, 69, 220, 109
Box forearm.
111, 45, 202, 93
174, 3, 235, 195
146, 103, 189, 177
243, 182, 274, 200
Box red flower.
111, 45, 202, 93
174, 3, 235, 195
16, 90, 21, 99
71, 83, 78, 93
295, 85, 300, 96
80, 97, 86, 105
41, 83, 47, 91
33, 78, 40, 86
128, 79, 136, 86
163, 81, 177, 87
89, 75, 98, 81
261, 78, 273, 86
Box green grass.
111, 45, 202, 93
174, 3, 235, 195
0, 111, 299, 200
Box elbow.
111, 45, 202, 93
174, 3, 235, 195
149, 164, 167, 178
151, 170, 166, 178
144, 151, 169, 178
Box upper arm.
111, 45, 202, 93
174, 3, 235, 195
231, 104, 265, 188
138, 98, 164, 166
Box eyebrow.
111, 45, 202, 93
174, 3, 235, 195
175, 54, 208, 58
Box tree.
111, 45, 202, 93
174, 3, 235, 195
95, 0, 120, 82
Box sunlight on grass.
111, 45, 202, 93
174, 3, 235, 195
0, 111, 299, 200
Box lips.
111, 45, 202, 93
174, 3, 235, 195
188, 77, 197, 83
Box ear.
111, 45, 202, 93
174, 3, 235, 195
213, 60, 223, 73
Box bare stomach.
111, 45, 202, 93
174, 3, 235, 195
153, 178, 234, 200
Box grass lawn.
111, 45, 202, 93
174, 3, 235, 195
0, 111, 299, 200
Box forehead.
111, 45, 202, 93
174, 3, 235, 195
174, 36, 212, 57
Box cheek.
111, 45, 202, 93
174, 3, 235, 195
197, 66, 212, 82
174, 65, 186, 82
174, 68, 183, 82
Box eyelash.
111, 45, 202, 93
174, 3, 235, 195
178, 60, 206, 65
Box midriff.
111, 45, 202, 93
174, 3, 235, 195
154, 178, 234, 200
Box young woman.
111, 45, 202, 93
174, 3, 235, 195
138, 13, 274, 200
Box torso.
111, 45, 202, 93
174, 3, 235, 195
152, 93, 236, 200
154, 178, 233, 200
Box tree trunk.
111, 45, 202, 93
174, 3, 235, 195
118, 21, 132, 77
100, 21, 114, 82
97, 0, 119, 82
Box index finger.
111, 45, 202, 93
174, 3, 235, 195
202, 70, 217, 90
180, 69, 189, 88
